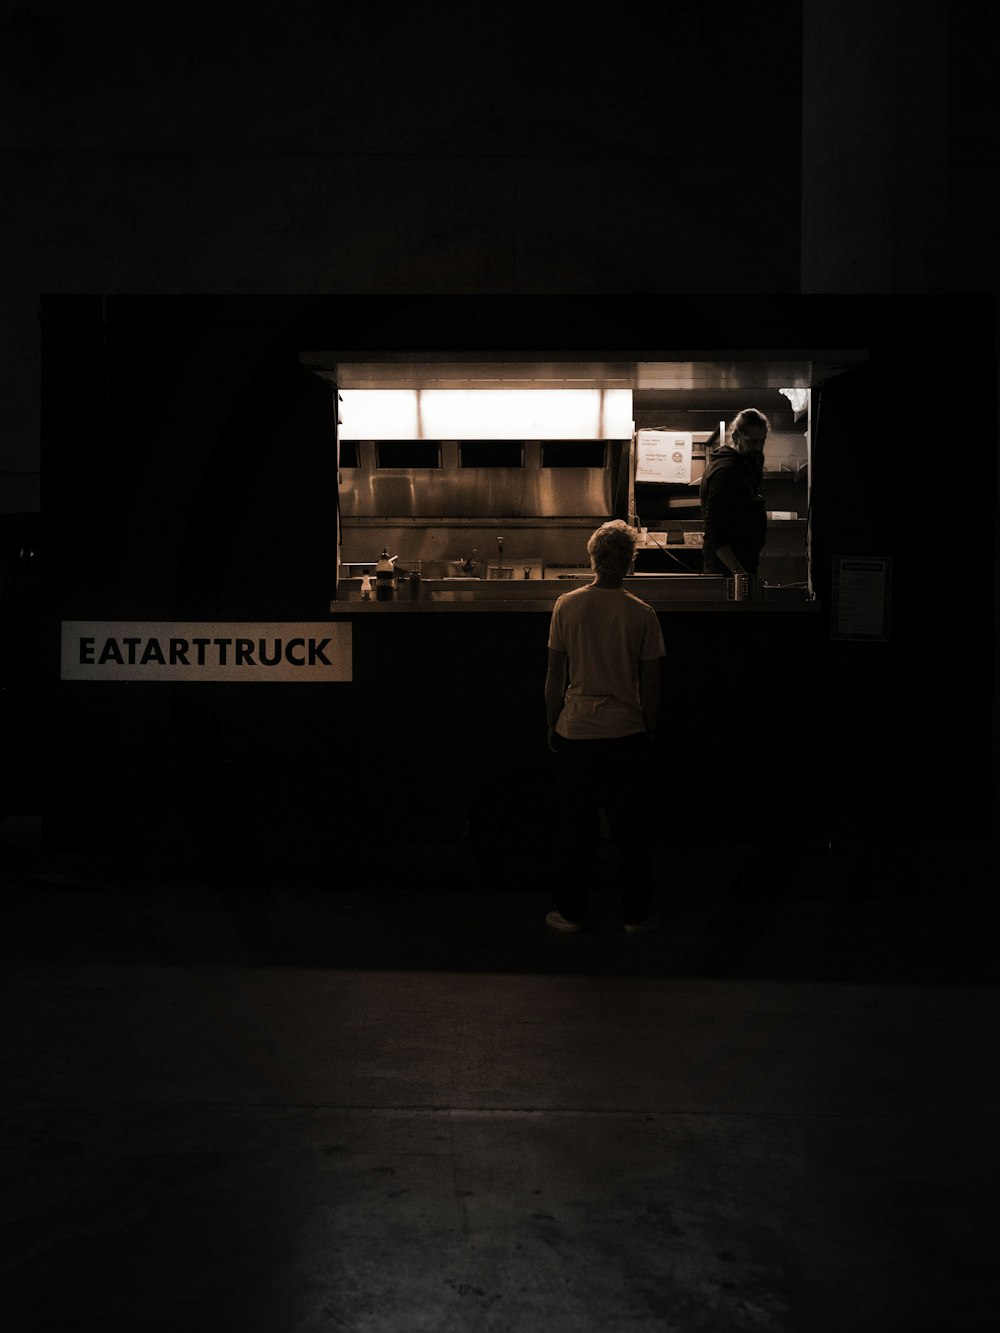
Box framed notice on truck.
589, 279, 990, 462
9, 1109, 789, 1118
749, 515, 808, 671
635, 430, 693, 483
830, 557, 892, 641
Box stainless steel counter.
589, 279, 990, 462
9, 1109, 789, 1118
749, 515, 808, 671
330, 577, 818, 613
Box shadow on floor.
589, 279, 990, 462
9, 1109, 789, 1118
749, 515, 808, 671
3, 818, 997, 983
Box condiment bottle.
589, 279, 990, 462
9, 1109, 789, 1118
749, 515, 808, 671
375, 549, 396, 601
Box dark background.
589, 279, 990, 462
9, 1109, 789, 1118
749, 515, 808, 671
27, 291, 995, 887
1, 1, 997, 883
1, 15, 996, 1328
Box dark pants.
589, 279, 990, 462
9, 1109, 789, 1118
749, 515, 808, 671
551, 731, 654, 926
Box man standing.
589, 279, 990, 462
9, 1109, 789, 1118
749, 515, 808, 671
544, 520, 665, 934
700, 407, 770, 578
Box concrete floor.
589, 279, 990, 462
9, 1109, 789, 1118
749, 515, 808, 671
2, 823, 998, 1331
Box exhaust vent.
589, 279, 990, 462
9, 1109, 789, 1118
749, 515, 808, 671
541, 441, 607, 468
375, 441, 442, 468
459, 441, 524, 468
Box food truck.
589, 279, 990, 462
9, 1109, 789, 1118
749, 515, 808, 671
45, 295, 994, 886
297, 348, 835, 871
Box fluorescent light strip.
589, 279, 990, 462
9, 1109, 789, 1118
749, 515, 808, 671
339, 389, 633, 440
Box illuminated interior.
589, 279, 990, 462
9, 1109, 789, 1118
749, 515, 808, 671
338, 388, 634, 440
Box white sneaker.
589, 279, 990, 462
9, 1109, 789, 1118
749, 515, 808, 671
624, 914, 660, 934
546, 910, 583, 933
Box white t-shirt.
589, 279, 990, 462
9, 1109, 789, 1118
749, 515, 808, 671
548, 584, 666, 739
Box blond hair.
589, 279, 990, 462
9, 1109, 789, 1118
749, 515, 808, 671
587, 520, 638, 577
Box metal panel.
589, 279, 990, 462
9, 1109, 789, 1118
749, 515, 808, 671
303, 356, 864, 390
339, 440, 621, 519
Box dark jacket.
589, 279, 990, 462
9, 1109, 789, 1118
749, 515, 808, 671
699, 446, 767, 574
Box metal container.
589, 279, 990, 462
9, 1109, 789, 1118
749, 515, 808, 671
730, 573, 753, 601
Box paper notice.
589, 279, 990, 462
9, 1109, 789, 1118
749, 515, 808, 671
635, 430, 693, 483
831, 558, 891, 641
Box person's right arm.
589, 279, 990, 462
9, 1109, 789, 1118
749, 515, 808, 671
544, 648, 567, 752
714, 543, 748, 575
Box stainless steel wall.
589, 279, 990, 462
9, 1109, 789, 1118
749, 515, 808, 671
339, 440, 623, 519
339, 521, 603, 577
339, 439, 627, 573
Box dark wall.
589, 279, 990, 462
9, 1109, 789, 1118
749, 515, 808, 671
44, 296, 340, 878
40, 293, 995, 884
3, 0, 805, 529
5, 1, 995, 882
809, 301, 997, 838
0, 514, 41, 819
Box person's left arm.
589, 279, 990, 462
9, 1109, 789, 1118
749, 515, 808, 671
640, 656, 661, 736
640, 613, 666, 738
545, 648, 568, 752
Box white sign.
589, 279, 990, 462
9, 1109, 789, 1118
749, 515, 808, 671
831, 559, 892, 641
61, 622, 353, 682
635, 430, 693, 483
